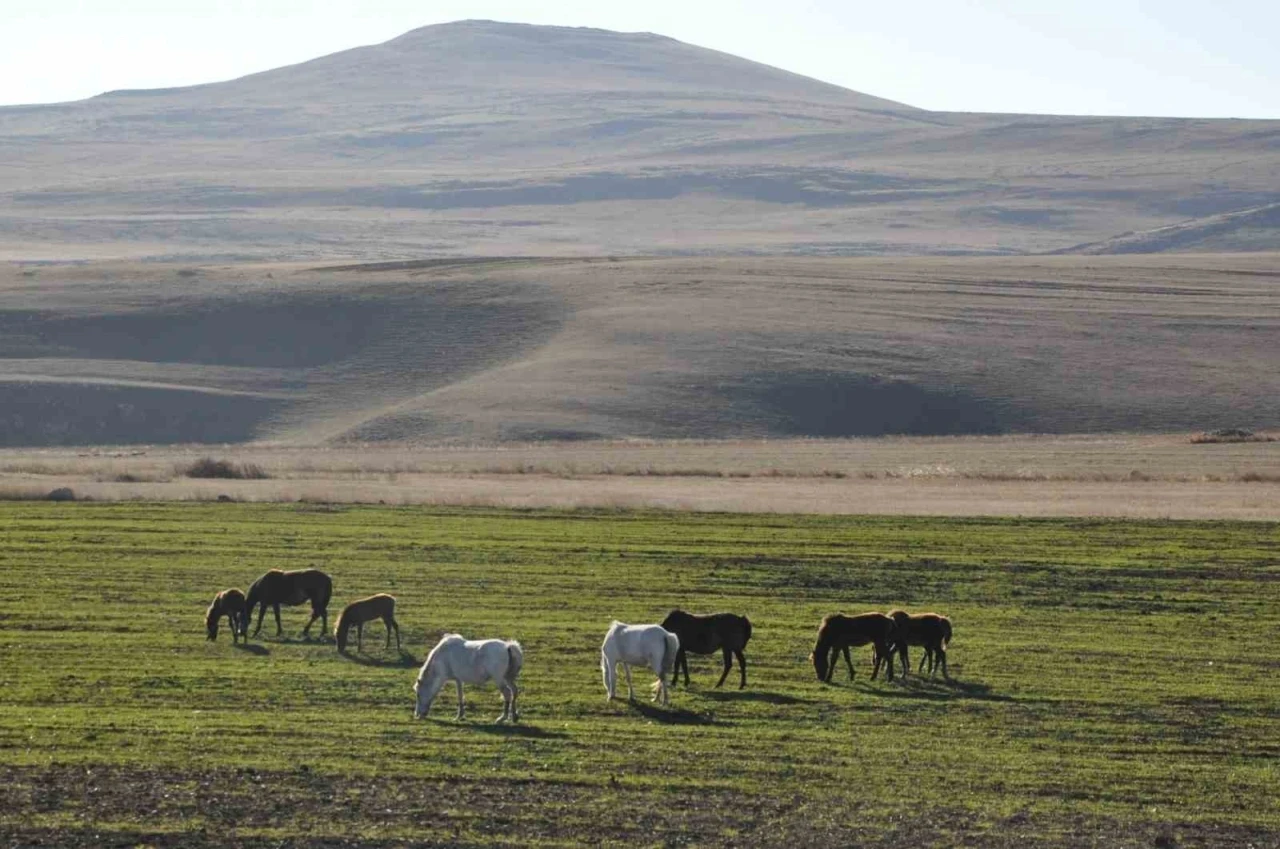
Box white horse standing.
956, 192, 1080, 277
601, 621, 680, 706
414, 634, 523, 723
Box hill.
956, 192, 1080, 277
2, 254, 1277, 445
1, 20, 1278, 261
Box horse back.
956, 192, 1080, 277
822, 612, 894, 646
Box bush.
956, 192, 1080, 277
46, 487, 76, 502
182, 458, 270, 480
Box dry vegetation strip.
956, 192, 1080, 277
1, 503, 1277, 847
0, 435, 1276, 519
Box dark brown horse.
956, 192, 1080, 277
887, 610, 952, 678
810, 613, 897, 683
660, 609, 752, 689
205, 588, 246, 643
244, 568, 332, 639
335, 594, 402, 654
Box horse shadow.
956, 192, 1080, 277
469, 723, 569, 740
231, 643, 269, 656
858, 677, 1021, 703
345, 649, 420, 668
627, 700, 724, 726
698, 689, 814, 706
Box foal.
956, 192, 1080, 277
887, 610, 952, 678
334, 593, 402, 654
205, 588, 247, 643
660, 609, 752, 689
810, 613, 897, 683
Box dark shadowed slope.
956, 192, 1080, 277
1, 255, 1276, 446
1, 20, 1278, 261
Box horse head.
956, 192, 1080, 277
810, 644, 829, 680
205, 602, 220, 641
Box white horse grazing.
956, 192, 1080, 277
414, 634, 523, 723
601, 621, 680, 706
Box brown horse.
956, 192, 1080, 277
660, 609, 752, 689
244, 568, 332, 639
335, 594, 402, 654
205, 588, 246, 643
887, 610, 952, 678
810, 613, 897, 683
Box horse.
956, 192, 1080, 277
887, 610, 952, 678
205, 588, 246, 643
660, 609, 752, 689
413, 634, 523, 723
810, 613, 898, 683
601, 621, 679, 706
335, 593, 401, 654
244, 568, 332, 639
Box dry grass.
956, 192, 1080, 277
0, 433, 1276, 519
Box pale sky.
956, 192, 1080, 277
3, 0, 1278, 118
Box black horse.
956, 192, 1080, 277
660, 609, 753, 689
810, 612, 897, 683
887, 610, 953, 678
244, 568, 332, 639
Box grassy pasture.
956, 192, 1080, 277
1, 503, 1277, 847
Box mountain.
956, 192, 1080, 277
1, 19, 1278, 261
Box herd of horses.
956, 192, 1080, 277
206, 568, 953, 723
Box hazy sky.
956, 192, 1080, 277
3, 0, 1278, 118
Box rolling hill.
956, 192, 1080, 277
2, 20, 1279, 262
2, 254, 1277, 445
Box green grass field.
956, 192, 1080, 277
1, 503, 1277, 847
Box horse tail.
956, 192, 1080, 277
661, 630, 679, 677
941, 616, 952, 650
505, 641, 524, 685
316, 574, 333, 614
742, 616, 753, 645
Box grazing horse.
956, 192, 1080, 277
205, 588, 246, 643
660, 609, 752, 689
335, 593, 401, 654
244, 568, 332, 639
810, 613, 898, 683
413, 635, 523, 723
887, 610, 952, 678
601, 621, 679, 706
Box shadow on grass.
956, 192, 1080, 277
855, 677, 1029, 703
697, 689, 815, 706
231, 642, 269, 656
343, 649, 420, 668
628, 700, 724, 725
469, 723, 570, 739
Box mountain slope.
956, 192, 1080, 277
1, 20, 1278, 260
2, 255, 1277, 446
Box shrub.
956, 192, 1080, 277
182, 458, 270, 480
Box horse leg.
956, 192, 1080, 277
253, 603, 266, 637
918, 647, 930, 674
842, 646, 855, 681
273, 604, 283, 637
391, 616, 401, 650
899, 644, 909, 678
356, 622, 364, 653
735, 649, 747, 689
623, 663, 635, 701
715, 647, 732, 688
497, 681, 513, 723
455, 680, 465, 720
383, 615, 392, 649
601, 653, 615, 700
938, 645, 949, 679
